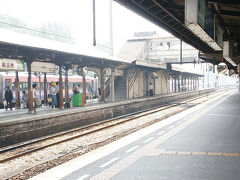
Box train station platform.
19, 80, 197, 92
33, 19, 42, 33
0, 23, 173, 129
0, 89, 216, 149
0, 99, 99, 122
30, 89, 240, 180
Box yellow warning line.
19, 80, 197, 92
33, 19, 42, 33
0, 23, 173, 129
162, 151, 240, 157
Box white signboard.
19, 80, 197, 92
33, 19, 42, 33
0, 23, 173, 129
0, 58, 24, 71
31, 61, 55, 73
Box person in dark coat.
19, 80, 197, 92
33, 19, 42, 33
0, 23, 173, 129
4, 86, 13, 110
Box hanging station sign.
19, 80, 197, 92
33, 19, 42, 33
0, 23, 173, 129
0, 58, 24, 71
185, 0, 222, 51
31, 61, 56, 73
215, 21, 223, 49
197, 0, 214, 39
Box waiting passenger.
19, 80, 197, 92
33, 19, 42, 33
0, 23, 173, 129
78, 84, 82, 93
149, 82, 154, 96
98, 87, 101, 101
32, 84, 37, 113
50, 82, 57, 109
98, 87, 101, 96
73, 84, 79, 95
22, 91, 28, 109
4, 86, 13, 111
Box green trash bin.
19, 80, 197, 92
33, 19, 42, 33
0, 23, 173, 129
72, 93, 83, 107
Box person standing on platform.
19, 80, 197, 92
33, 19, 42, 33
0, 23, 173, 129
98, 87, 101, 100
4, 86, 13, 111
50, 82, 57, 109
73, 84, 79, 95
88, 84, 93, 100
32, 84, 37, 113
55, 82, 59, 108
78, 84, 82, 93
22, 91, 28, 109
149, 82, 154, 96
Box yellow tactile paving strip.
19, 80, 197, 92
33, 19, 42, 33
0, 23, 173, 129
158, 150, 240, 157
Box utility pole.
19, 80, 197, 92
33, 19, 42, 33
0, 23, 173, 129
93, 0, 96, 46
109, 0, 113, 56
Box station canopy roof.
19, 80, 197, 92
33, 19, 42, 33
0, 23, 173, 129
0, 28, 131, 68
114, 0, 240, 69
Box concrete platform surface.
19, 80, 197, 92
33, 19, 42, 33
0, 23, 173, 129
0, 89, 215, 125
30, 90, 240, 180
0, 99, 99, 123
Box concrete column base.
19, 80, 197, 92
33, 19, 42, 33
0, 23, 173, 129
28, 110, 36, 114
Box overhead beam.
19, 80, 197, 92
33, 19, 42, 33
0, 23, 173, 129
208, 0, 240, 5
214, 10, 240, 17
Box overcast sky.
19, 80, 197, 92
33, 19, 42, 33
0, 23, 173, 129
0, 0, 171, 55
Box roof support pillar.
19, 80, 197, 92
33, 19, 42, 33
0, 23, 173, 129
15, 71, 20, 109
110, 72, 115, 102
27, 61, 34, 113
100, 68, 105, 101
174, 76, 177, 93
180, 39, 182, 64
65, 67, 69, 102
44, 73, 47, 106
38, 76, 41, 101
83, 75, 86, 105
59, 65, 64, 109
239, 74, 240, 92
125, 71, 129, 99
178, 75, 180, 92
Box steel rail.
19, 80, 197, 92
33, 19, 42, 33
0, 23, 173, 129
0, 92, 221, 163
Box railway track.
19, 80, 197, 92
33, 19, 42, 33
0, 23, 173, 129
0, 91, 223, 164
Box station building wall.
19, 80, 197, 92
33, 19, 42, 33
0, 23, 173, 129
155, 71, 168, 95
127, 68, 169, 99
127, 68, 144, 99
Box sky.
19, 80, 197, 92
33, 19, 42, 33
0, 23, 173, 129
0, 0, 171, 55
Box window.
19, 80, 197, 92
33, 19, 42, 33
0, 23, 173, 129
167, 42, 170, 48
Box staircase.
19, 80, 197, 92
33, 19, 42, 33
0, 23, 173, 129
114, 76, 127, 100
104, 76, 127, 101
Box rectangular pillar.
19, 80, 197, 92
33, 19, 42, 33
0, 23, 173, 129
27, 61, 34, 113
110, 74, 115, 101
15, 71, 20, 109
39, 76, 41, 100
59, 66, 63, 109
83, 75, 86, 105
192, 78, 194, 90
174, 77, 177, 93
44, 73, 47, 105
126, 71, 129, 99
65, 69, 69, 101
239, 74, 240, 92
178, 76, 180, 92
100, 68, 105, 101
